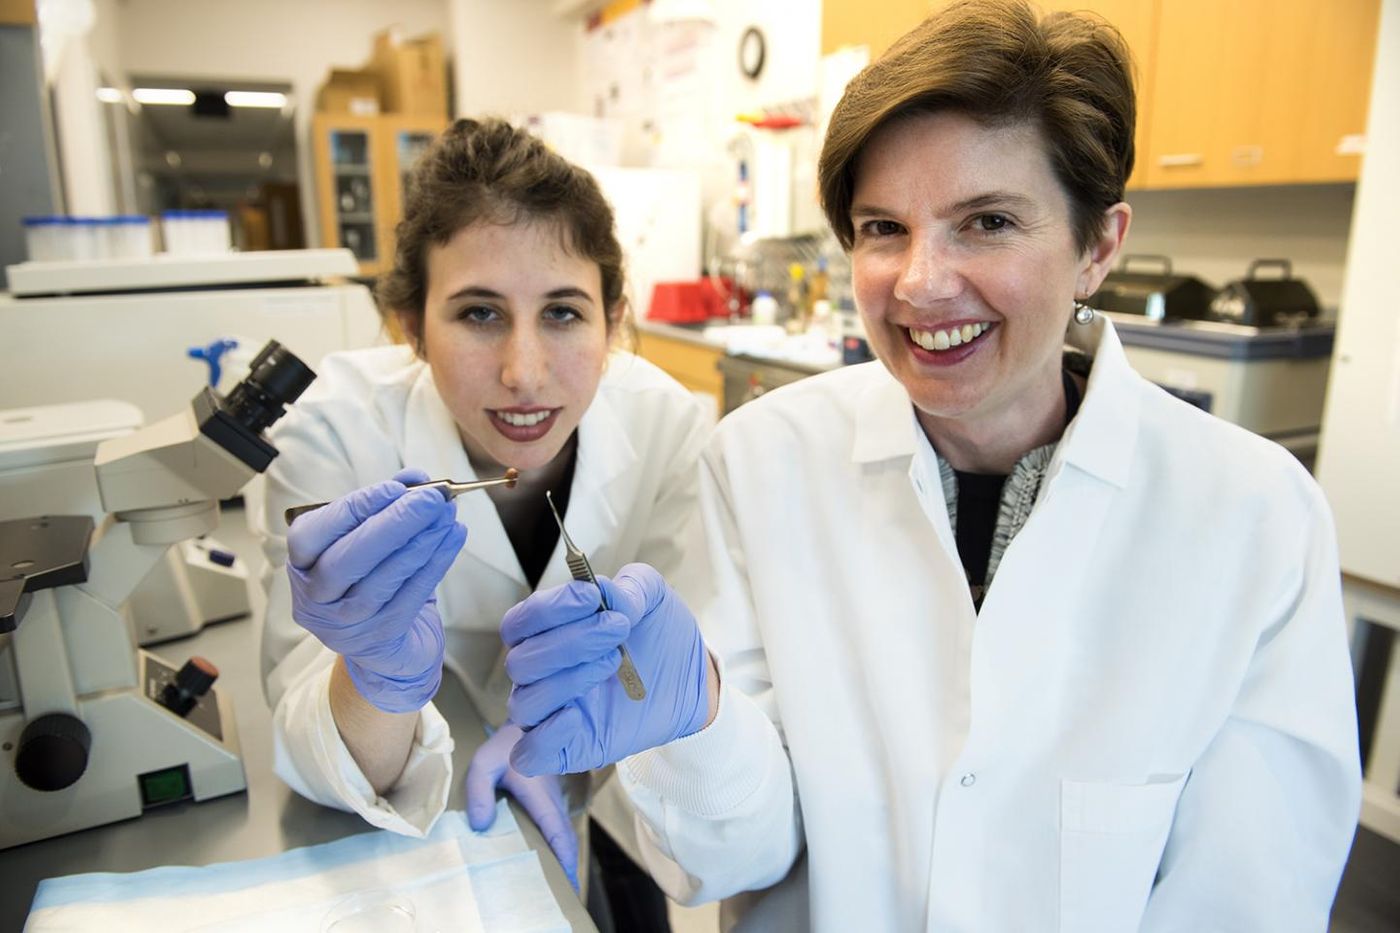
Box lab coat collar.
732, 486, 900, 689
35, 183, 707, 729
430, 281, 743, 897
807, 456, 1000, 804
847, 320, 1141, 490
1055, 315, 1141, 489
851, 364, 922, 464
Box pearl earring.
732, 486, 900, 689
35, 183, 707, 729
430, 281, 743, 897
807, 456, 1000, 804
1073, 298, 1094, 325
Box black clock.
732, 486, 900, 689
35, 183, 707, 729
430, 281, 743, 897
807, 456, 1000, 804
739, 26, 766, 80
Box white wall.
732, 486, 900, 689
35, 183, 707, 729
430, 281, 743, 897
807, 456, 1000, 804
573, 0, 824, 251
40, 0, 116, 214
450, 0, 582, 117
111, 0, 452, 244
1316, 0, 1400, 588
1126, 185, 1356, 311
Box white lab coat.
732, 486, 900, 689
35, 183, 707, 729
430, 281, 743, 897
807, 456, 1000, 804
619, 317, 1361, 932
255, 344, 710, 843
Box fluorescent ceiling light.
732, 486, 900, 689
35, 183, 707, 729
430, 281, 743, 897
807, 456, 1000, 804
96, 87, 123, 103
132, 88, 195, 105
225, 91, 287, 109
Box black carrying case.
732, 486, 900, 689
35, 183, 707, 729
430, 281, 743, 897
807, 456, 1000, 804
1208, 259, 1321, 327
1090, 255, 1216, 321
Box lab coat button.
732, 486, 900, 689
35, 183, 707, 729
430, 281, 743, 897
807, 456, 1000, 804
960, 773, 976, 787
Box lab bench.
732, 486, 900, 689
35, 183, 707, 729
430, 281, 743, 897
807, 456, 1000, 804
0, 506, 596, 932
634, 321, 726, 411
635, 319, 842, 417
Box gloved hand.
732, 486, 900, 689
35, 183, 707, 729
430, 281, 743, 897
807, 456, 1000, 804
286, 467, 467, 714
503, 563, 713, 777
465, 722, 579, 891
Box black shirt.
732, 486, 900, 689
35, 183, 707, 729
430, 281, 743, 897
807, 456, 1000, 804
953, 368, 1083, 597
502, 448, 578, 590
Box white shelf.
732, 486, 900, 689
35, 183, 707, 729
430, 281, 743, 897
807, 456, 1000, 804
5, 249, 361, 298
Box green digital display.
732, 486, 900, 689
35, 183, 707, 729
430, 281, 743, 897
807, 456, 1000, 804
139, 765, 191, 808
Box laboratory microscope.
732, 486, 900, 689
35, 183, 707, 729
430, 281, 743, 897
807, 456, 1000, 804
0, 341, 314, 849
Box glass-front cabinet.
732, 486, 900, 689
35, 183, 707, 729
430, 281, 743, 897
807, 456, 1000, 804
312, 113, 446, 277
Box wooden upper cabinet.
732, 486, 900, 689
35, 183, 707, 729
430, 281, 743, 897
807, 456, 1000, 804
821, 0, 943, 57
1144, 0, 1379, 188
312, 113, 385, 277
821, 0, 1380, 190
1295, 0, 1382, 182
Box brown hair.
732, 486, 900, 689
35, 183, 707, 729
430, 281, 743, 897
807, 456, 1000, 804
818, 0, 1135, 256
377, 117, 627, 349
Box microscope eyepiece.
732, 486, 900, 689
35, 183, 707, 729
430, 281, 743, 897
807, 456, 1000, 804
191, 340, 317, 474
223, 341, 316, 436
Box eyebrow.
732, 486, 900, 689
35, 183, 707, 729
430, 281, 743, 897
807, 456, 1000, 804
445, 285, 595, 304
850, 190, 1037, 219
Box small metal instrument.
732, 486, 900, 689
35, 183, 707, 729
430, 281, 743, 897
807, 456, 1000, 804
546, 490, 647, 701
284, 468, 519, 526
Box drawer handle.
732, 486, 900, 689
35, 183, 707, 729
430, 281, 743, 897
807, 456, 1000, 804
1157, 153, 1204, 168
1231, 145, 1263, 167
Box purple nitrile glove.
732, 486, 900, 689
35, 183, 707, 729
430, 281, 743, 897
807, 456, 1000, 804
465, 722, 580, 891
502, 563, 711, 777
286, 467, 467, 714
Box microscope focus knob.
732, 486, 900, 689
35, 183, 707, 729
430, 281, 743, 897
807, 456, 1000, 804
160, 656, 219, 716
15, 713, 91, 791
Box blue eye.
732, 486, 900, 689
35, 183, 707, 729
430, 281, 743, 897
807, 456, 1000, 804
457, 305, 499, 324
543, 304, 583, 324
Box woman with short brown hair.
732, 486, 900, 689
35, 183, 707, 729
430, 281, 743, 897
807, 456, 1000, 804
494, 2, 1360, 928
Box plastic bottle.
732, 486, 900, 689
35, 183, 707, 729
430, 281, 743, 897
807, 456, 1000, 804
751, 290, 778, 326
22, 217, 59, 262
809, 257, 829, 306
809, 298, 834, 342
121, 216, 154, 258
786, 262, 807, 331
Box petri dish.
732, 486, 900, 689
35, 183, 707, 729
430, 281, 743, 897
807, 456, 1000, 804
320, 890, 417, 932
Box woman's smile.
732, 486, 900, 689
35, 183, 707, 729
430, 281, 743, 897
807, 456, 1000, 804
905, 321, 998, 365
488, 406, 562, 442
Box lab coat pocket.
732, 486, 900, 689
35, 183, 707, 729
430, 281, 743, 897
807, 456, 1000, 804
1058, 772, 1188, 933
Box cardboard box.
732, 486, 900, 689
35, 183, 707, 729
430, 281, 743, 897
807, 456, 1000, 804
316, 69, 380, 116
370, 29, 447, 116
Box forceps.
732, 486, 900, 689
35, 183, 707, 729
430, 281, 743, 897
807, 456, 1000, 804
284, 469, 519, 526
546, 490, 647, 701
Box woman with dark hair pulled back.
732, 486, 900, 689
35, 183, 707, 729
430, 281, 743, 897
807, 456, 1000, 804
257, 116, 707, 928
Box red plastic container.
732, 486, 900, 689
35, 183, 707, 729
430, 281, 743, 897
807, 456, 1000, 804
647, 282, 708, 324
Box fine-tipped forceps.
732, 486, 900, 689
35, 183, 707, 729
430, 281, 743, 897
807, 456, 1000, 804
284, 469, 519, 527
546, 490, 647, 701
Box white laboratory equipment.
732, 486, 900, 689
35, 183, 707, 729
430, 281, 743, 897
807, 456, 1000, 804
1, 249, 383, 424
1104, 313, 1336, 469
160, 210, 232, 255
0, 400, 251, 646
22, 217, 155, 262
0, 341, 315, 850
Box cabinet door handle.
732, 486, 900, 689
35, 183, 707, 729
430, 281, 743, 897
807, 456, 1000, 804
1157, 153, 1204, 167
1231, 145, 1263, 167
